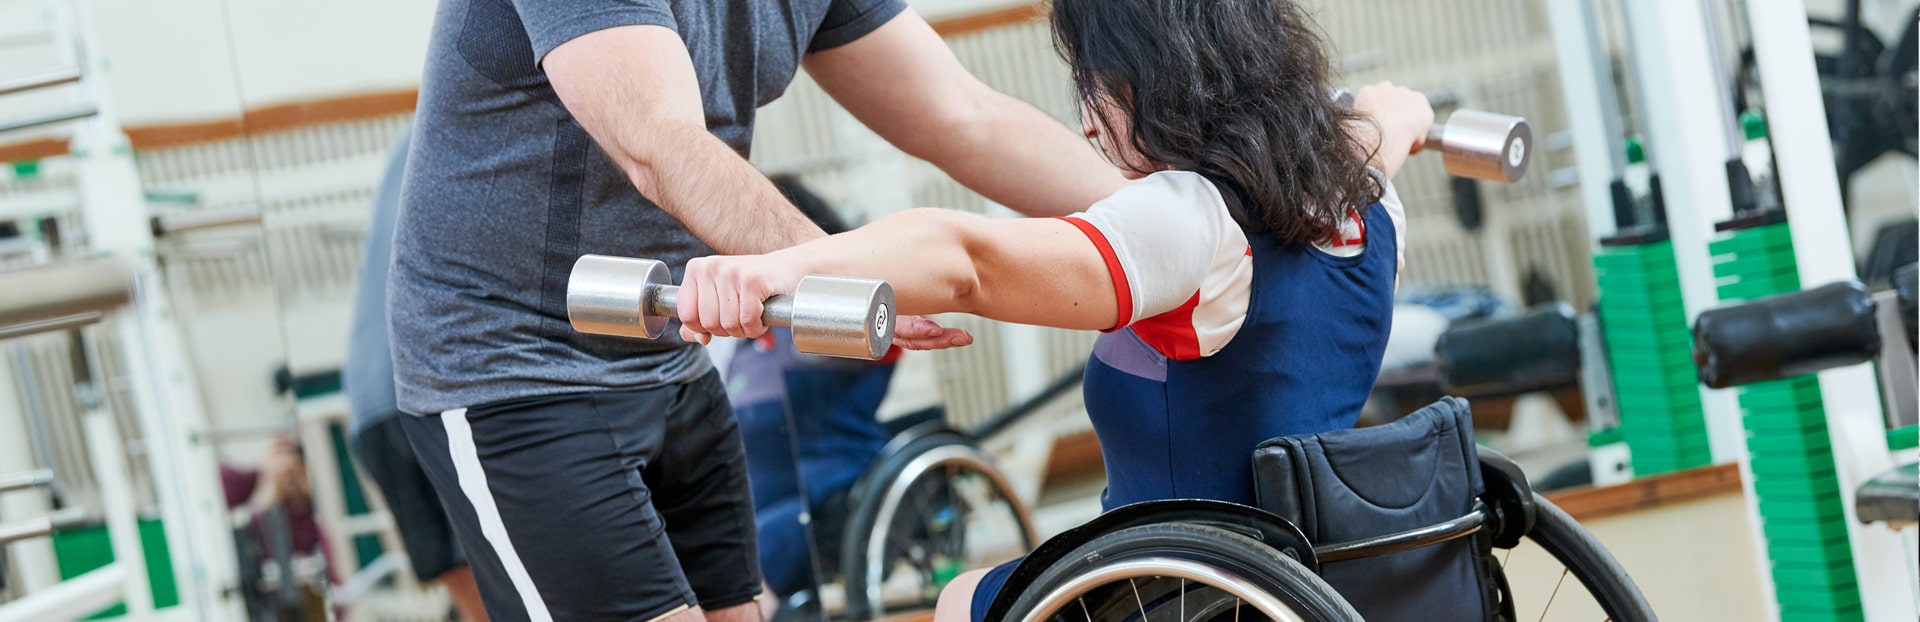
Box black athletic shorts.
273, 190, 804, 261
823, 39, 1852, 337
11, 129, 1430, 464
400, 371, 761, 621
350, 416, 468, 582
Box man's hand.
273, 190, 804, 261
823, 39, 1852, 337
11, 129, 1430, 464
676, 253, 974, 351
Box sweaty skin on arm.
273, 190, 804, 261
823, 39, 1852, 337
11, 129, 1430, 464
804, 10, 1130, 218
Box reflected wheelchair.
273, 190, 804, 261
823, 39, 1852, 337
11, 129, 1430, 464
780, 399, 1048, 621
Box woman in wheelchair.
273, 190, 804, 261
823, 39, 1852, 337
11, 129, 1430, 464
682, 2, 1647, 621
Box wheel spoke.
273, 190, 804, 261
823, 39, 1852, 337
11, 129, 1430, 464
1538, 567, 1570, 622
1079, 596, 1093, 622
1130, 578, 1146, 620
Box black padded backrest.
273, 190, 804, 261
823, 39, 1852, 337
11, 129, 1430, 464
1693, 281, 1881, 388
1435, 303, 1580, 397
1252, 397, 1492, 621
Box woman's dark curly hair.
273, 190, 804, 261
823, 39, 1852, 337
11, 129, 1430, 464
1051, 0, 1381, 245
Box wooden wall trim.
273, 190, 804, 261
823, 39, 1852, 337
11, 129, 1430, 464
929, 3, 1045, 38
3, 4, 1044, 159
1546, 462, 1744, 521
0, 137, 69, 163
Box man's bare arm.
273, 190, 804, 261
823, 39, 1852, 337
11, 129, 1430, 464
545, 25, 824, 254
804, 10, 1128, 218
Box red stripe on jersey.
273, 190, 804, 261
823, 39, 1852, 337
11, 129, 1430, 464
1133, 292, 1204, 360
1059, 216, 1134, 330
877, 345, 904, 365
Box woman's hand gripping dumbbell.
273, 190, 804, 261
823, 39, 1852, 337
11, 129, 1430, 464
567, 255, 970, 360
1337, 83, 1532, 183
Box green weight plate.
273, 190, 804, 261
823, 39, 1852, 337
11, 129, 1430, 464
1605, 344, 1697, 368
1719, 275, 1804, 302
1717, 265, 1802, 288
1888, 425, 1918, 451
1756, 498, 1847, 521
1598, 269, 1684, 291
1778, 606, 1863, 622
1745, 409, 1831, 432
1597, 249, 1674, 270
1596, 286, 1688, 308
1758, 514, 1850, 545
1708, 224, 1794, 255
1772, 560, 1860, 587
1743, 378, 1825, 402
1768, 539, 1855, 565
1711, 252, 1799, 278
1603, 329, 1694, 353
1773, 583, 1862, 611
1613, 367, 1700, 389
1750, 449, 1840, 474
1749, 432, 1833, 454
1754, 472, 1842, 498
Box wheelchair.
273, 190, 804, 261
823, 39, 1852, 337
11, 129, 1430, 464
975, 396, 1655, 622
780, 404, 1041, 621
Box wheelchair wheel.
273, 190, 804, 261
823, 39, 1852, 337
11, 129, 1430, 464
1005, 522, 1361, 622
1494, 493, 1654, 622
842, 431, 1038, 619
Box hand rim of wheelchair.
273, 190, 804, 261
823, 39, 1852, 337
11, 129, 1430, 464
841, 425, 1040, 619
1022, 556, 1313, 622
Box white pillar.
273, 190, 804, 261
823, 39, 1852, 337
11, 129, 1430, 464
1744, 1, 1911, 619
1544, 0, 1625, 242
81, 410, 150, 616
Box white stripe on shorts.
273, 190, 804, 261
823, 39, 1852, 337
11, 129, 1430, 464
443, 407, 553, 622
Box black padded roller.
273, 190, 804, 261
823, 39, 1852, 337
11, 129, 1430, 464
1435, 303, 1580, 397
1896, 263, 1917, 352
1692, 281, 1881, 389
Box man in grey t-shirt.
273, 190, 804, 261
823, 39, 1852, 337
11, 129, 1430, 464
389, 0, 1125, 619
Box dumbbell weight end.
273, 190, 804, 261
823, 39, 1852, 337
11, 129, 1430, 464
1429, 109, 1532, 184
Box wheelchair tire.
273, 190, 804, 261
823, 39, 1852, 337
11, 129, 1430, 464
1004, 522, 1361, 622
1517, 493, 1655, 622
842, 430, 1037, 619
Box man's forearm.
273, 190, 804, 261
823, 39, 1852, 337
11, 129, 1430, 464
623, 125, 826, 255
922, 93, 1128, 218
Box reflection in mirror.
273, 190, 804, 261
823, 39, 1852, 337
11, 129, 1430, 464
1, 0, 302, 618
216, 9, 434, 622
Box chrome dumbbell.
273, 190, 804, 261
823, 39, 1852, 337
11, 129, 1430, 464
566, 255, 895, 360
1332, 87, 1533, 183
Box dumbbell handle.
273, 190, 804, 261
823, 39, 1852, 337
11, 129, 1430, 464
642, 283, 798, 330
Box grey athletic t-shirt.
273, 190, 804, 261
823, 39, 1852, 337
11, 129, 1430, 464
390, 0, 906, 415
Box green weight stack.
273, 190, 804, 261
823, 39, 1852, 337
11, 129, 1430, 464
1709, 219, 1863, 621
1594, 238, 1712, 475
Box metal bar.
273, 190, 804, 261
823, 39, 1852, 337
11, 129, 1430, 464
0, 509, 86, 544
1545, 0, 1629, 240
0, 562, 127, 622
970, 364, 1086, 440
0, 105, 97, 135
0, 259, 132, 333
0, 68, 81, 97
0, 469, 54, 493
150, 207, 264, 237
1312, 501, 1488, 563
